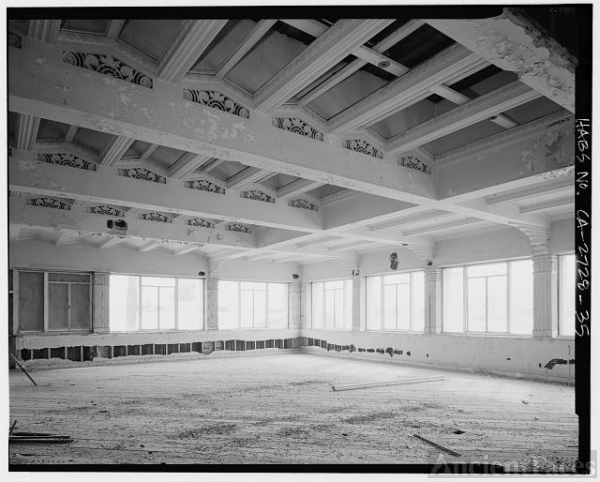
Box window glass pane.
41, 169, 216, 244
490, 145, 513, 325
177, 279, 203, 330
443, 267, 464, 332
487, 276, 507, 332
334, 289, 344, 328
159, 287, 176, 330
18, 271, 45, 332
312, 283, 324, 328
253, 291, 266, 328
325, 280, 343, 290
142, 276, 176, 287
560, 255, 575, 336
467, 263, 507, 277
70, 283, 91, 330
396, 284, 411, 330
218, 281, 239, 330
324, 289, 335, 328
240, 290, 254, 328
383, 284, 397, 330
366, 276, 382, 330
48, 283, 70, 331
268, 283, 288, 329
467, 278, 486, 331
344, 280, 353, 330
383, 273, 410, 285
411, 272, 425, 332
141, 286, 159, 329
240, 281, 266, 291
510, 260, 533, 334
48, 272, 90, 283
109, 275, 140, 331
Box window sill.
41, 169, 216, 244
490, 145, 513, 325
440, 332, 534, 339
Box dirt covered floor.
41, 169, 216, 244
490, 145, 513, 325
9, 352, 578, 469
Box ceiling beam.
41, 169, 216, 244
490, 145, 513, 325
426, 9, 575, 112
484, 177, 573, 205
276, 179, 324, 200
368, 210, 452, 231
403, 218, 482, 237
386, 81, 541, 154
174, 244, 201, 255
157, 20, 228, 84
55, 231, 74, 247
254, 19, 394, 112
138, 240, 163, 252
297, 19, 424, 106
28, 20, 61, 44
99, 236, 123, 249
105, 20, 126, 38
216, 20, 277, 77
519, 197, 574, 214
168, 153, 212, 180
15, 114, 40, 151
99, 135, 135, 166
328, 43, 488, 134
227, 167, 269, 190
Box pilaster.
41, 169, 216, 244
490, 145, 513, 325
204, 276, 219, 330
351, 274, 362, 331
300, 282, 312, 329
288, 281, 301, 330
533, 254, 558, 338
424, 267, 442, 334
92, 272, 110, 333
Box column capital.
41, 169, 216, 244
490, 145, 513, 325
424, 266, 442, 283
93, 272, 110, 285
533, 254, 557, 273
205, 276, 219, 290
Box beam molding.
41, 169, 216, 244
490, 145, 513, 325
168, 153, 212, 180
99, 136, 135, 166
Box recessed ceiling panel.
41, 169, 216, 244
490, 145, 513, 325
73, 128, 114, 153
61, 19, 110, 34
383, 24, 455, 69
370, 97, 436, 139
262, 173, 300, 190
432, 119, 505, 156
307, 69, 390, 120
192, 19, 258, 72
210, 160, 249, 181
309, 184, 346, 199
37, 119, 70, 141
225, 26, 309, 94
502, 97, 565, 125
150, 146, 188, 169
119, 19, 183, 61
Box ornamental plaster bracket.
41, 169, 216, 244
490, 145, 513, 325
515, 223, 550, 255
426, 8, 576, 113
208, 256, 228, 278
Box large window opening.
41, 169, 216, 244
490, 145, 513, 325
109, 275, 203, 332
442, 259, 533, 335
311, 280, 352, 330
217, 281, 289, 330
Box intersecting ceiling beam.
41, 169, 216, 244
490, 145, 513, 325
216, 20, 277, 77
55, 231, 74, 247
519, 197, 574, 214
427, 8, 576, 112
105, 19, 126, 38
99, 136, 135, 166
276, 179, 324, 200
386, 81, 541, 154
174, 244, 201, 256
28, 19, 61, 44
138, 240, 163, 252
157, 20, 228, 84
484, 176, 573, 205
168, 153, 212, 180
15, 114, 40, 151
254, 19, 394, 111
227, 167, 268, 189
328, 43, 488, 134
99, 236, 123, 249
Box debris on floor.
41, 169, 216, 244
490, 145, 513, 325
10, 432, 74, 444
331, 376, 445, 392
411, 434, 461, 457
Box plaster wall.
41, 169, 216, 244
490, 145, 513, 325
301, 329, 575, 383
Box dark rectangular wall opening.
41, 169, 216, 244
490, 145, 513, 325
179, 343, 191, 353
50, 347, 66, 359
235, 340, 246, 351
167, 344, 179, 355
246, 341, 255, 350
127, 345, 140, 356
83, 346, 93, 361
275, 339, 283, 349
214, 341, 224, 351
67, 346, 81, 361
266, 339, 274, 349
33, 348, 48, 360
154, 344, 166, 355
225, 340, 235, 351
192, 342, 202, 353
20, 349, 31, 361
113, 346, 126, 357
142, 344, 154, 355
256, 340, 265, 350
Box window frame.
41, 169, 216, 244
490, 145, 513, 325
366, 270, 424, 332
442, 259, 534, 336
311, 279, 353, 330
217, 280, 289, 330
110, 274, 204, 332
15, 269, 92, 334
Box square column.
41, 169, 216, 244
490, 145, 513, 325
92, 272, 110, 333
288, 281, 301, 330
300, 282, 312, 329
351, 275, 363, 331
424, 267, 442, 334
204, 276, 219, 330
533, 254, 558, 338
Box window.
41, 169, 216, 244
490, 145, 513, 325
559, 254, 575, 336
217, 281, 289, 329
109, 275, 203, 332
16, 270, 91, 333
311, 280, 352, 330
442, 260, 533, 334
366, 271, 424, 331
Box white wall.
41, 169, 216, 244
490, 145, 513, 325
218, 259, 300, 282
